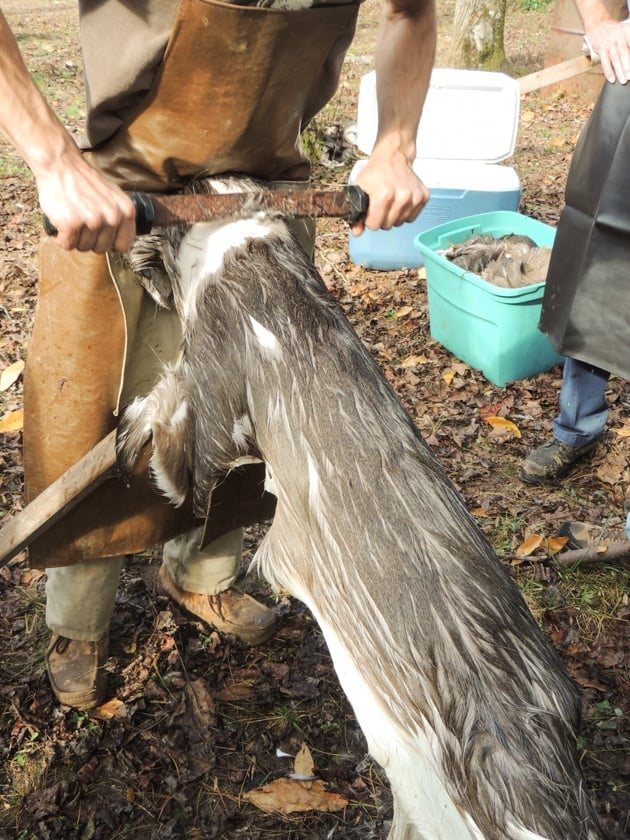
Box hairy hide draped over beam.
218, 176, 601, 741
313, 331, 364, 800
117, 176, 603, 840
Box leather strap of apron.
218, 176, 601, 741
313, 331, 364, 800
84, 0, 361, 191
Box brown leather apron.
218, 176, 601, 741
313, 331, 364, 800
24, 0, 360, 568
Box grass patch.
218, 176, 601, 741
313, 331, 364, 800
557, 565, 629, 640
0, 152, 31, 180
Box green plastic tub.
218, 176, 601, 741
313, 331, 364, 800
414, 211, 564, 387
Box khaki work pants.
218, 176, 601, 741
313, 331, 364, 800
46, 527, 244, 640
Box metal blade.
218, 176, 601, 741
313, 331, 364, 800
133, 186, 368, 233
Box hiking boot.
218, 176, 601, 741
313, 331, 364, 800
520, 438, 598, 485
47, 634, 109, 710
156, 566, 275, 645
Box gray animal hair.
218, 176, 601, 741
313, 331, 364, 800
117, 176, 603, 840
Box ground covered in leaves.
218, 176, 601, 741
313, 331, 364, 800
0, 1, 628, 838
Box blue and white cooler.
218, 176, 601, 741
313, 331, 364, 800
348, 68, 522, 270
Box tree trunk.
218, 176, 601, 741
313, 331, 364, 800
448, 0, 509, 71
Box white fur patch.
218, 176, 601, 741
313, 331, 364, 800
177, 217, 288, 322
232, 414, 253, 449
169, 401, 188, 427
150, 453, 186, 508
198, 218, 284, 276
321, 621, 480, 837
264, 465, 278, 497
226, 455, 264, 470
123, 396, 152, 439
279, 576, 484, 839
249, 316, 280, 352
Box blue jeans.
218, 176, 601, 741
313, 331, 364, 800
553, 357, 610, 447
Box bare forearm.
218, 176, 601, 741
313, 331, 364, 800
351, 0, 435, 233
0, 9, 80, 178
574, 0, 616, 34
373, 0, 436, 161
0, 8, 135, 251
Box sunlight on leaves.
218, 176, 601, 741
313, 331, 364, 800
90, 698, 129, 720
516, 535, 544, 556
0, 360, 24, 391
485, 415, 521, 438
293, 742, 316, 780
470, 507, 490, 517
244, 742, 347, 815
399, 354, 427, 368
515, 534, 569, 556
0, 408, 23, 432
244, 777, 347, 815
547, 536, 569, 553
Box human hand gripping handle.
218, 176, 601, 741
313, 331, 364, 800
587, 20, 630, 83
575, 0, 630, 84
38, 165, 137, 253
350, 148, 430, 238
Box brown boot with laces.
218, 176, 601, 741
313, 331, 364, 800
47, 634, 108, 710
156, 566, 275, 645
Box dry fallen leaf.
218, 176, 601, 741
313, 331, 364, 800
0, 408, 23, 433
293, 742, 315, 780
596, 455, 626, 486
442, 369, 455, 386
399, 354, 427, 368
613, 427, 630, 438
215, 682, 254, 702
516, 534, 569, 556
244, 778, 347, 815
546, 535, 569, 554
516, 535, 544, 556
186, 678, 216, 718
485, 415, 521, 438
470, 507, 490, 517
0, 359, 24, 391
90, 698, 130, 720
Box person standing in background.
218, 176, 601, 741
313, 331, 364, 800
521, 0, 630, 485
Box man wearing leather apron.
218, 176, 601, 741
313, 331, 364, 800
0, 0, 436, 708
521, 0, 630, 486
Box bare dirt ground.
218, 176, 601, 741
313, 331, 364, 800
0, 2, 628, 838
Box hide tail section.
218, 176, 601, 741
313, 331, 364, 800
116, 370, 190, 507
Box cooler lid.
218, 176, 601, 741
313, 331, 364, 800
356, 68, 520, 163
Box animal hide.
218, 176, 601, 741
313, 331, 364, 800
118, 176, 603, 840
440, 234, 552, 288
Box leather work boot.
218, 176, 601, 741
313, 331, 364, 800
156, 566, 275, 645
47, 634, 109, 710
520, 438, 598, 485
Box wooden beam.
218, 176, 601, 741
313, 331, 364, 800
519, 55, 595, 95
0, 430, 119, 566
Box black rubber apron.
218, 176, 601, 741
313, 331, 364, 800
539, 80, 630, 380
